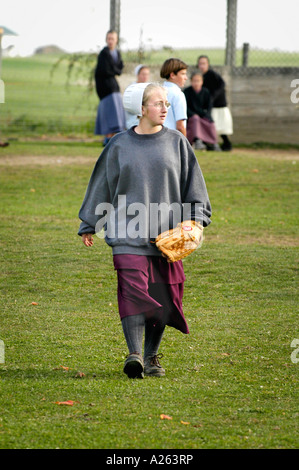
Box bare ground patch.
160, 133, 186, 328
0, 147, 298, 167
232, 148, 299, 161
206, 232, 299, 247
0, 155, 97, 166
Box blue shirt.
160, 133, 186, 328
163, 81, 187, 130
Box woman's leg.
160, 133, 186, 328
143, 319, 166, 377
122, 313, 145, 379
144, 319, 165, 359
121, 313, 145, 355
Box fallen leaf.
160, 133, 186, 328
181, 420, 190, 425
160, 414, 172, 420
75, 371, 85, 378
53, 365, 71, 371
31, 302, 38, 305
55, 400, 77, 406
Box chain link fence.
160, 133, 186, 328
225, 0, 299, 75
224, 0, 299, 145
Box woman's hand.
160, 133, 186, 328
82, 233, 94, 247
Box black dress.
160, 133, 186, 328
95, 47, 123, 100
94, 47, 126, 136
202, 69, 227, 108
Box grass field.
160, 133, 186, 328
0, 141, 298, 449
0, 55, 99, 137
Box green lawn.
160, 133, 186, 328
0, 142, 298, 449
1, 55, 98, 136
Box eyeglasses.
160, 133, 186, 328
145, 101, 171, 110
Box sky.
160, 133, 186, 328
1, 0, 298, 56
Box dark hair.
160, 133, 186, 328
191, 71, 203, 80
160, 58, 188, 79
106, 30, 118, 38
137, 65, 149, 75
197, 55, 210, 66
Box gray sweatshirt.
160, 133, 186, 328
78, 126, 211, 256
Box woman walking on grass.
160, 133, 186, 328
78, 82, 212, 379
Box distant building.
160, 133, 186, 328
35, 45, 65, 55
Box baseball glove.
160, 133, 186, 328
155, 220, 204, 263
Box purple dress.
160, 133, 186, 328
113, 254, 189, 334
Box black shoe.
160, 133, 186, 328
123, 352, 144, 379
207, 143, 222, 151
194, 139, 207, 150
144, 354, 165, 377
220, 142, 232, 151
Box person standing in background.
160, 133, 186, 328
135, 65, 150, 84
183, 71, 221, 151
94, 30, 126, 146
197, 55, 233, 151
160, 58, 188, 136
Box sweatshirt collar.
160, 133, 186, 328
127, 126, 168, 139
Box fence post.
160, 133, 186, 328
225, 0, 238, 67
242, 43, 250, 67
110, 0, 121, 38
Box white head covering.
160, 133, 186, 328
123, 82, 150, 116
134, 64, 144, 77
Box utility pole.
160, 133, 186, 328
110, 0, 121, 38
225, 0, 238, 67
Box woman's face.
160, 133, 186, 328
106, 32, 118, 50
191, 74, 203, 93
142, 89, 168, 127
197, 58, 209, 74
137, 68, 150, 83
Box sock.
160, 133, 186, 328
144, 319, 165, 359
121, 314, 145, 355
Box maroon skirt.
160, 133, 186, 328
113, 254, 189, 334
187, 114, 218, 145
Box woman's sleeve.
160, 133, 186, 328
78, 147, 112, 235
180, 139, 212, 227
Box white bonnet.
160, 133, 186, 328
134, 64, 144, 76
123, 82, 150, 116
